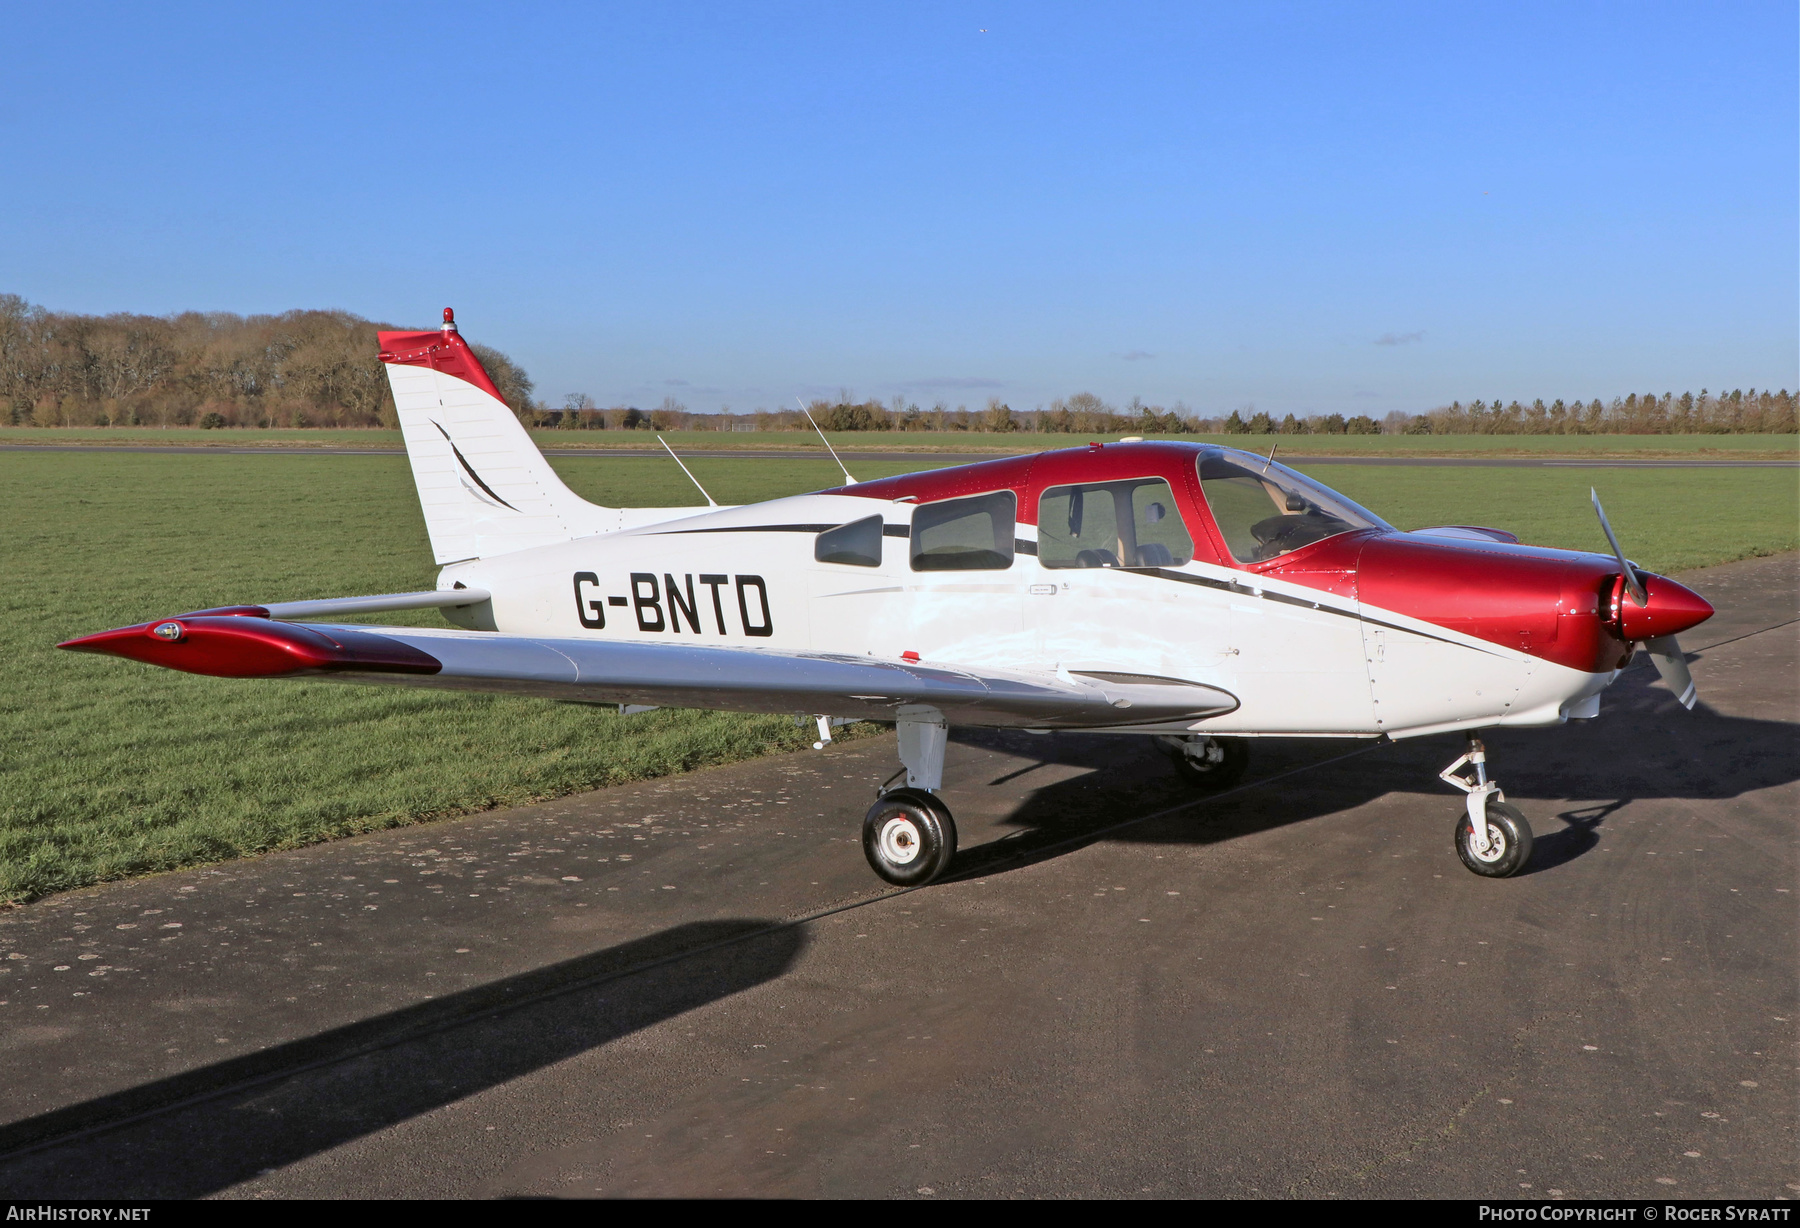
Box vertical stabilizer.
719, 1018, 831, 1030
379, 310, 615, 562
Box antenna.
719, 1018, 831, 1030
657, 434, 718, 507
1263, 443, 1278, 473
796, 397, 856, 484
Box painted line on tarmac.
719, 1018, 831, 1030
1690, 616, 1800, 655
0, 741, 1380, 1164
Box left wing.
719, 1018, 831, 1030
59, 606, 1238, 731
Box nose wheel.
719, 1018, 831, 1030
863, 789, 957, 886
1441, 735, 1534, 878
1454, 800, 1533, 877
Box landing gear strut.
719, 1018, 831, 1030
1441, 734, 1533, 877
1155, 734, 1250, 789
861, 709, 957, 886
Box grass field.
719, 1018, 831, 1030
3, 450, 1795, 903
3, 425, 1796, 458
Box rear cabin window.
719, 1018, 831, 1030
1196, 450, 1392, 563
815, 515, 884, 567
910, 490, 1017, 571
1037, 478, 1193, 569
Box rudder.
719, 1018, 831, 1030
378, 309, 615, 563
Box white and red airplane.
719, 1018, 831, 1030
61, 310, 1716, 885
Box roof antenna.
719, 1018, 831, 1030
657, 434, 718, 507
1263, 442, 1278, 473
796, 397, 857, 484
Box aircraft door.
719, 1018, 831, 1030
1028, 477, 1212, 679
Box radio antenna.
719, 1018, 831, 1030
1263, 443, 1278, 473
796, 397, 857, 484
657, 434, 718, 507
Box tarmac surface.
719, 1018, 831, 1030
1, 442, 1793, 467
0, 554, 1794, 1199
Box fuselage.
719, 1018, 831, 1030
434, 441, 1711, 740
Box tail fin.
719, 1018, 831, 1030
379, 309, 615, 563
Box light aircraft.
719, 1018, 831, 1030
60, 310, 1716, 885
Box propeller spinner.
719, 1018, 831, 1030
1591, 488, 1703, 710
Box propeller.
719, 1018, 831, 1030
1590, 487, 1646, 607
1643, 635, 1698, 710
1591, 488, 1697, 710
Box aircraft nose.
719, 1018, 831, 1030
1613, 573, 1714, 642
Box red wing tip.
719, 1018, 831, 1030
54, 617, 442, 678
57, 631, 121, 652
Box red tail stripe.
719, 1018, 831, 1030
376, 325, 508, 406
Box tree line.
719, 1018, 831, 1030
0, 296, 533, 428
3, 296, 1790, 434
1376, 393, 1796, 436
565, 391, 1794, 436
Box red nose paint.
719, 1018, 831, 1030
1610, 574, 1714, 641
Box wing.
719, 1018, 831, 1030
59, 604, 1238, 731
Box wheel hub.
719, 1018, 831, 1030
1470, 823, 1507, 862
879, 815, 922, 865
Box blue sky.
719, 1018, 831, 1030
2, 2, 1794, 415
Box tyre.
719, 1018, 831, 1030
862, 789, 957, 886
1161, 736, 1250, 790
1454, 800, 1534, 878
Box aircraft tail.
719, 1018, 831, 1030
378, 309, 617, 563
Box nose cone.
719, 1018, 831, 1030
1616, 574, 1714, 642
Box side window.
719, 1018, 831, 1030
1037, 478, 1193, 569
910, 490, 1016, 571
815, 515, 884, 567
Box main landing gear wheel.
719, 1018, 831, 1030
862, 789, 957, 887
1157, 735, 1250, 790
1454, 801, 1534, 878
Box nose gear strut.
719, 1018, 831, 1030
1441, 734, 1534, 877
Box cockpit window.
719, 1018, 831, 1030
1196, 449, 1392, 563
1037, 478, 1193, 569
910, 490, 1017, 571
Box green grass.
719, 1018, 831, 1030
2, 451, 1794, 903
1, 452, 945, 904
2, 424, 1795, 458
1296, 465, 1800, 574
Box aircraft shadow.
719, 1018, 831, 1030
943, 657, 1800, 883
0, 918, 804, 1198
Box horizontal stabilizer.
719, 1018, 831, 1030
176, 591, 493, 621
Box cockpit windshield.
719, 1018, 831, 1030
1196, 449, 1393, 564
